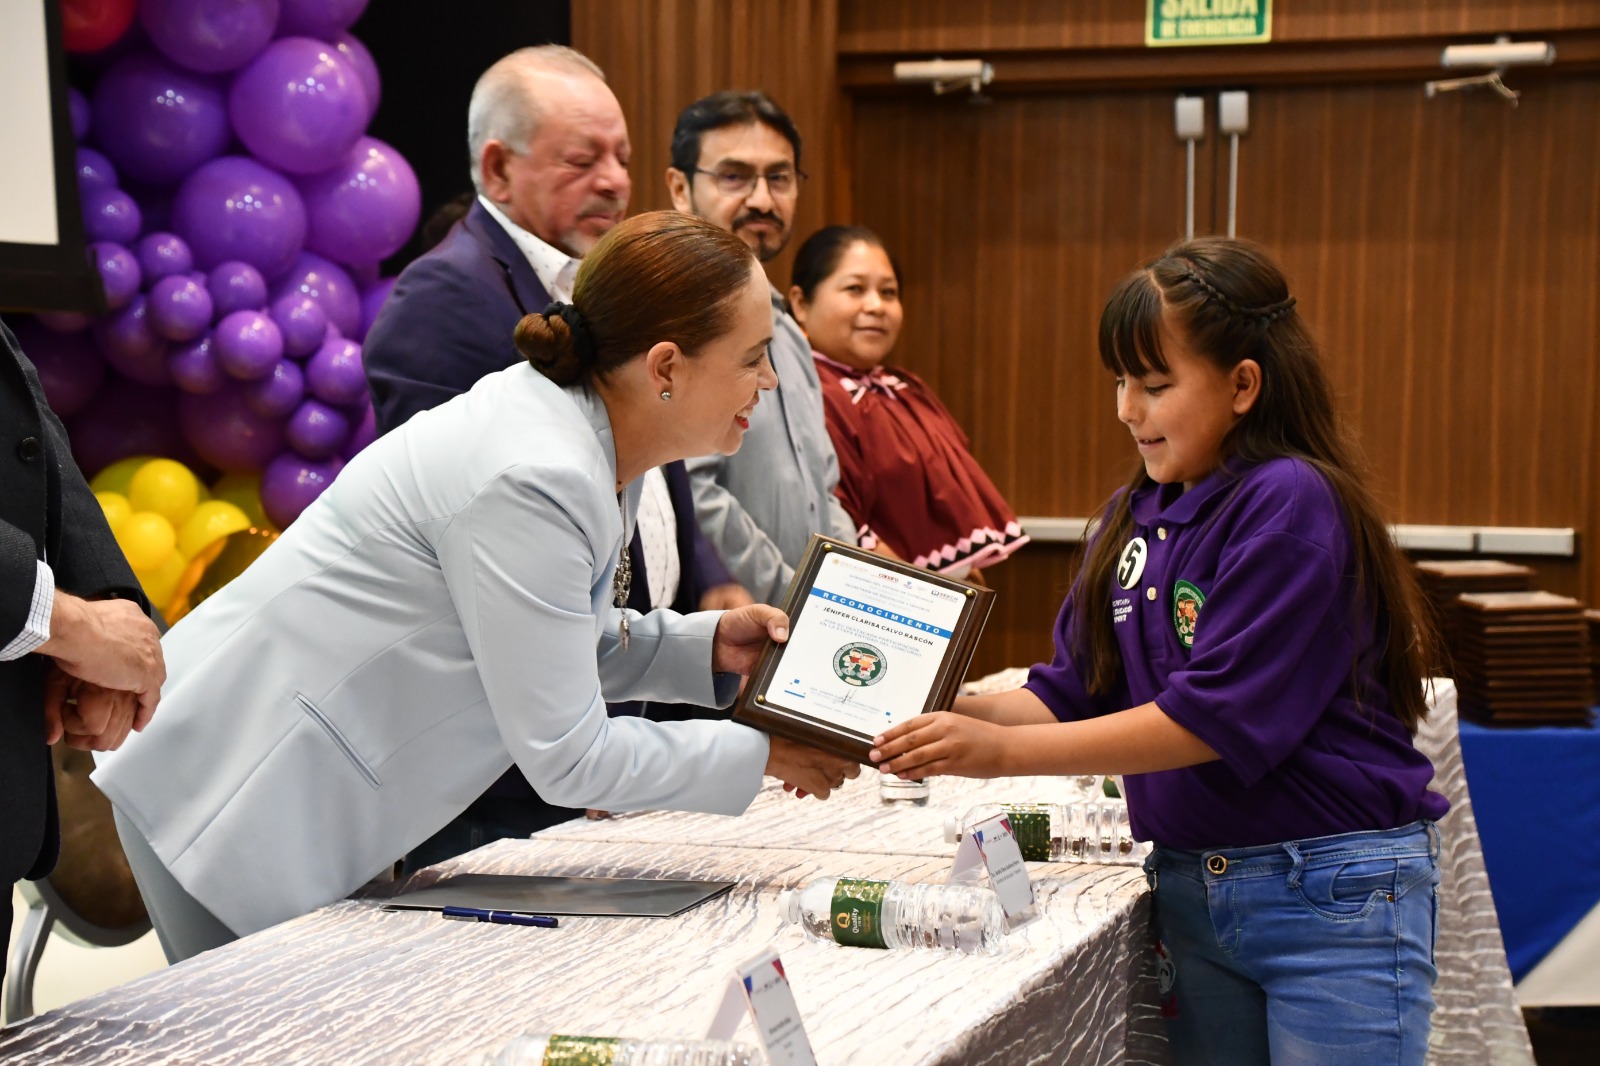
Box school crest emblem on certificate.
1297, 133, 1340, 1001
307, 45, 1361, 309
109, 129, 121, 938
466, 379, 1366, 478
1172, 580, 1205, 648
834, 642, 887, 686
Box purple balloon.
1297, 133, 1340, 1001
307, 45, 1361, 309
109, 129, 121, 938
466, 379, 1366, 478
168, 335, 227, 394
300, 137, 420, 266
82, 186, 142, 245
286, 398, 350, 459
261, 452, 344, 527
346, 260, 380, 289
213, 310, 284, 380
277, 0, 368, 39
328, 32, 379, 123
358, 277, 397, 341
173, 156, 307, 279
178, 382, 287, 472
69, 87, 91, 140
93, 296, 171, 386
343, 402, 376, 459
136, 231, 195, 283
270, 294, 329, 358
76, 147, 118, 192
304, 336, 367, 405
91, 242, 142, 309
10, 319, 105, 419
36, 311, 92, 333
147, 274, 215, 342
245, 358, 306, 417
229, 38, 368, 175
70, 379, 193, 478
142, 0, 281, 74
90, 53, 230, 185
270, 253, 361, 337
207, 260, 268, 317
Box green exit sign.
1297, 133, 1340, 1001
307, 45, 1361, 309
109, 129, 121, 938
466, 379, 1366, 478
1146, 0, 1272, 46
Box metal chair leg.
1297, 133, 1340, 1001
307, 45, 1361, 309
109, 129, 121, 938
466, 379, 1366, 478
4, 891, 56, 1023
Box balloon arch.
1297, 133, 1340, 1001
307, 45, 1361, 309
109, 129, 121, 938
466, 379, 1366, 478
29, 0, 420, 617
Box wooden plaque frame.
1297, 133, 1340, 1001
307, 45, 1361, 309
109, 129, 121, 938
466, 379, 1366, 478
733, 536, 996, 762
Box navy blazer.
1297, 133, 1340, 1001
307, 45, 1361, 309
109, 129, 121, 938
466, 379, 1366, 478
1, 319, 148, 886
361, 204, 732, 824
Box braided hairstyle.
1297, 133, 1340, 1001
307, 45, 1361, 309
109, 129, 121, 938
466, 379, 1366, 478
1073, 236, 1437, 733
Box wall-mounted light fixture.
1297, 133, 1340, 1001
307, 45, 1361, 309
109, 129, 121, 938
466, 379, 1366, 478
1426, 36, 1555, 104
892, 59, 993, 98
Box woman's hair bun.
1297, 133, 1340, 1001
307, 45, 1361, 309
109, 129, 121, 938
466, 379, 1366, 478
515, 311, 585, 387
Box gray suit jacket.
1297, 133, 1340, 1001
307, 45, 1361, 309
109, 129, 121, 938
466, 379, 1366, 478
94, 365, 768, 937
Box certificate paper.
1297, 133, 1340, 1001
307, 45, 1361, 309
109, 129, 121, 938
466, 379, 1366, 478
735, 537, 995, 761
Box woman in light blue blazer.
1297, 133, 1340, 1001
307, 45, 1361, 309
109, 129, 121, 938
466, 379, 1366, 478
94, 212, 860, 962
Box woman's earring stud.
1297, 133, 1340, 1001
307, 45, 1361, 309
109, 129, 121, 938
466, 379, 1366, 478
660, 390, 672, 401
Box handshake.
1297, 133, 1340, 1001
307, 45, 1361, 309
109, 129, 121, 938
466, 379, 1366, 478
38, 594, 165, 752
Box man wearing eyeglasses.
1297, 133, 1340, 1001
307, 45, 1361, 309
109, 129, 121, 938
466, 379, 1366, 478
667, 91, 857, 605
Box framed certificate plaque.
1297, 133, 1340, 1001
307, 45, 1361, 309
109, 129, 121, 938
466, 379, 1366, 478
734, 536, 996, 762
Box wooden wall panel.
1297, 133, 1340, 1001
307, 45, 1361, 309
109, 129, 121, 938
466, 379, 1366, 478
1241, 76, 1600, 525
839, 0, 1600, 54
850, 91, 1215, 670
849, 91, 1211, 517
855, 75, 1600, 668
573, 0, 840, 286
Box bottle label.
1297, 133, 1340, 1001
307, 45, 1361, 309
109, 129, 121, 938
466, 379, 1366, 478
543, 1035, 619, 1066
1001, 804, 1053, 861
830, 878, 890, 949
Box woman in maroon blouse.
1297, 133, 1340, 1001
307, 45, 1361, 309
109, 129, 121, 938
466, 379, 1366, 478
788, 226, 1026, 578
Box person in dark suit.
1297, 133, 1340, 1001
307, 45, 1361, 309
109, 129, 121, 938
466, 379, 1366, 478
363, 47, 751, 870
1, 317, 164, 982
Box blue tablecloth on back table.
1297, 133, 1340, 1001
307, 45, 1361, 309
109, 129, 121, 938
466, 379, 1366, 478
1458, 717, 1600, 982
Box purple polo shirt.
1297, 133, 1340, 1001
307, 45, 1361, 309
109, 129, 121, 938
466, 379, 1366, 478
1025, 457, 1449, 850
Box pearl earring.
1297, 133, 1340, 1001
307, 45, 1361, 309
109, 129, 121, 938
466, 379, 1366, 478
660, 390, 672, 401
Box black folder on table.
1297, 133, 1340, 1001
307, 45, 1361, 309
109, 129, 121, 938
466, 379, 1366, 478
382, 873, 736, 919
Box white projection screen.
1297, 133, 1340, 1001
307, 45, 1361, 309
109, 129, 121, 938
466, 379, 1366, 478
0, 0, 101, 313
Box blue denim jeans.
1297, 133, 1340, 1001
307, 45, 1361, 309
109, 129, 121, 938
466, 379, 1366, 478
1144, 821, 1440, 1066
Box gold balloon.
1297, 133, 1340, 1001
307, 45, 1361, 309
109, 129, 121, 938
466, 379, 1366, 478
164, 527, 280, 624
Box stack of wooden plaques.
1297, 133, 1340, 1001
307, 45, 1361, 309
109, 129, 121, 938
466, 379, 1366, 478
1453, 591, 1594, 725
1587, 609, 1600, 698
1415, 559, 1534, 630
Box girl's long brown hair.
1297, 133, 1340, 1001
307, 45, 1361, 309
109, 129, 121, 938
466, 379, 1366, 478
1074, 237, 1437, 733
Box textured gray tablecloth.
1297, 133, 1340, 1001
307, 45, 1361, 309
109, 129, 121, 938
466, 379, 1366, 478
0, 674, 1530, 1064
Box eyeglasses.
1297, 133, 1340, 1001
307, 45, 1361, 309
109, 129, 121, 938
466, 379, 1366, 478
690, 167, 806, 197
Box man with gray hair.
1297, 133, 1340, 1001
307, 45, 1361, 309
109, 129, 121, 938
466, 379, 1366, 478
364, 46, 746, 871
365, 45, 629, 426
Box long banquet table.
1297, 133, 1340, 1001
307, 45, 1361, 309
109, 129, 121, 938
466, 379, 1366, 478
0, 675, 1535, 1064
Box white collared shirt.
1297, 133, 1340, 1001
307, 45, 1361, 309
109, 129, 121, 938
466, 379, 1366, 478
478, 195, 681, 608
476, 195, 580, 302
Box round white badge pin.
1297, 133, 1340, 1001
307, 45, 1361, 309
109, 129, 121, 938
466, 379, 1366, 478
1116, 537, 1148, 590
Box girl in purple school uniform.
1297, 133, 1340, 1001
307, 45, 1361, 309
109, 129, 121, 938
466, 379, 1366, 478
871, 237, 1449, 1065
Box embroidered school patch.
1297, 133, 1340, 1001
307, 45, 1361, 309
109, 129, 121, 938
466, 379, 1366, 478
1172, 580, 1205, 648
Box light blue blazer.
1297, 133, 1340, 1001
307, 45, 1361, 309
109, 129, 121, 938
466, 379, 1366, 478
93, 364, 769, 937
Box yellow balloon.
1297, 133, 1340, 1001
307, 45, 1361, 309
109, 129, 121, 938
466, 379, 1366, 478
177, 500, 252, 559
115, 512, 177, 573
89, 455, 156, 497
95, 491, 132, 533
136, 550, 188, 611
128, 458, 201, 527
210, 472, 273, 530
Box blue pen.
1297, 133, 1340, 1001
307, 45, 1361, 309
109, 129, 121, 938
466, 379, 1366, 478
441, 905, 559, 928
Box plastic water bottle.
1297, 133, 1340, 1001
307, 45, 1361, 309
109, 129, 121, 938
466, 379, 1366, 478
944, 800, 1151, 865
779, 876, 1006, 954
485, 1033, 760, 1065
